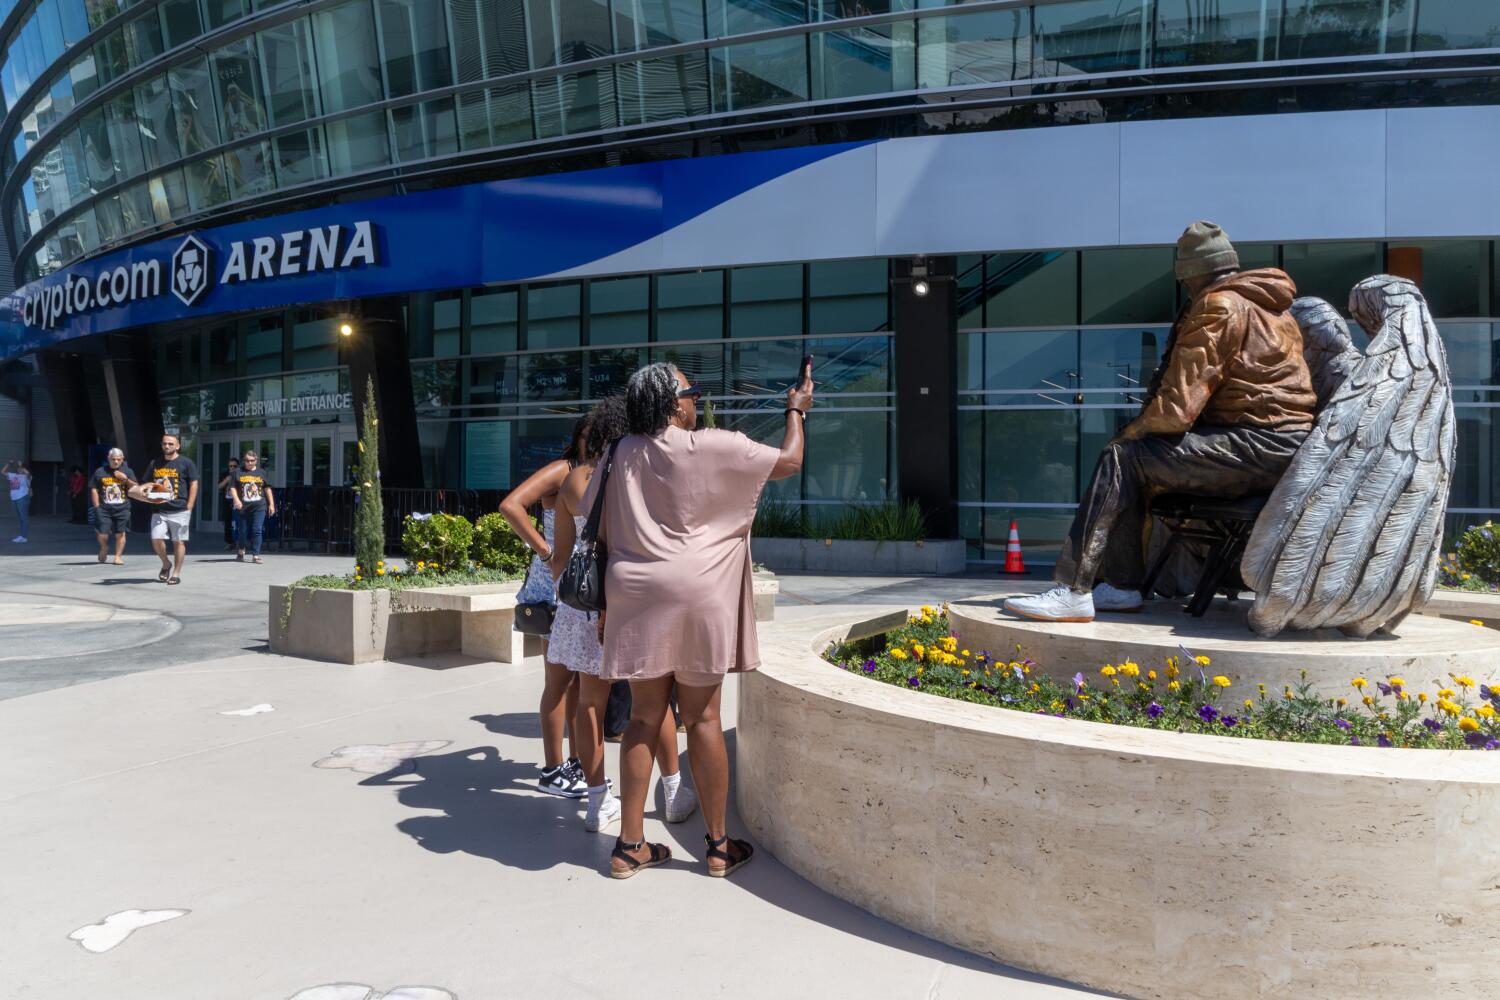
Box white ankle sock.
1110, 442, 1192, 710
587, 783, 609, 810
661, 772, 681, 797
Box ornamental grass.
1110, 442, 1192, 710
822, 606, 1500, 751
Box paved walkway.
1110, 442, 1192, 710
1, 516, 1088, 1000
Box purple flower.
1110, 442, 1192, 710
1072, 672, 1085, 692
1423, 717, 1444, 732
908, 677, 920, 688
1483, 527, 1493, 541
863, 659, 877, 674
1465, 730, 1490, 749
1198, 704, 1218, 724
1377, 734, 1393, 748
978, 651, 990, 661
1012, 664, 1025, 682
1146, 702, 1164, 719
1335, 719, 1353, 730
1221, 715, 1238, 728
1376, 682, 1393, 696
1349, 736, 1361, 746
1485, 740, 1500, 751
1481, 685, 1498, 704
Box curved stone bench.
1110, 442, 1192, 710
737, 607, 1500, 1000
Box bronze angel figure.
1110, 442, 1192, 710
1241, 275, 1456, 638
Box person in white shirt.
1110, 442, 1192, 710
2, 459, 31, 543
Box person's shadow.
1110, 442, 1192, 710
360, 746, 615, 874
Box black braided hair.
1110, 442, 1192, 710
626, 362, 681, 437
583, 395, 630, 461
561, 414, 589, 464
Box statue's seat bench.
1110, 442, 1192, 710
1142, 492, 1269, 617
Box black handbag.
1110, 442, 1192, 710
513, 564, 556, 636
558, 441, 617, 613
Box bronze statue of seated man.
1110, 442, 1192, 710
1006, 221, 1318, 623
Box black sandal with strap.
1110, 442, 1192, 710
610, 838, 670, 880
705, 833, 754, 879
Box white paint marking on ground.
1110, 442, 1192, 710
68, 908, 188, 953
289, 986, 455, 1000
219, 703, 275, 716
312, 741, 452, 775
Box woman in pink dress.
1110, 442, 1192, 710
598, 361, 813, 879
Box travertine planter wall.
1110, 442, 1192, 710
752, 538, 965, 575
737, 609, 1500, 1000
269, 586, 460, 664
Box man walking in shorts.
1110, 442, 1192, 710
141, 434, 199, 585
90, 448, 136, 565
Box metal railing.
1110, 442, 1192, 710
272, 485, 502, 554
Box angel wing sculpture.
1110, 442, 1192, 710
1241, 275, 1456, 638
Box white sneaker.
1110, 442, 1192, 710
11, 536, 25, 543
1004, 586, 1094, 623
664, 780, 698, 824
1093, 582, 1144, 612
585, 793, 621, 832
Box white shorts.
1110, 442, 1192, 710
150, 510, 191, 542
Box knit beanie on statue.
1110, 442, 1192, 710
1174, 221, 1239, 280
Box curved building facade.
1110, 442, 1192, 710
0, 0, 1498, 559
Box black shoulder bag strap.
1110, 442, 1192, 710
579, 440, 620, 546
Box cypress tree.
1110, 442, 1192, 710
353, 376, 384, 575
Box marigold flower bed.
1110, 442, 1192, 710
822, 606, 1500, 751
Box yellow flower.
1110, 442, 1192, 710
1477, 704, 1496, 719
1337, 697, 1347, 707
1418, 692, 1429, 703
1438, 688, 1456, 699
1454, 675, 1476, 689
1100, 665, 1118, 678
1194, 655, 1211, 667
1165, 662, 1180, 679
376, 568, 385, 576
1351, 678, 1368, 690
961, 669, 970, 676
1244, 699, 1254, 709
1029, 682, 1040, 694
1212, 675, 1231, 688
961, 650, 970, 658
1362, 695, 1374, 707
1147, 670, 1157, 681
889, 648, 907, 660
912, 643, 925, 658
1120, 662, 1140, 679
1389, 677, 1405, 688
1111, 678, 1120, 687
1168, 680, 1180, 691
919, 615, 932, 625
1438, 699, 1462, 717
915, 666, 924, 675
1459, 717, 1481, 732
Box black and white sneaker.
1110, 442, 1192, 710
560, 757, 612, 792
538, 762, 588, 798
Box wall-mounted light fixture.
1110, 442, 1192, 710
911, 256, 930, 297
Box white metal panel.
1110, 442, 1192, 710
1385, 105, 1500, 239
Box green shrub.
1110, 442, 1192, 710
1456, 521, 1500, 584
816, 499, 928, 542
472, 511, 534, 574
402, 512, 474, 572
753, 495, 808, 539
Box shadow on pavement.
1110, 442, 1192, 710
470, 712, 541, 740
95, 577, 167, 586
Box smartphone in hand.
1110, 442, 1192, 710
798, 354, 813, 388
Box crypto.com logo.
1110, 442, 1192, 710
171, 234, 212, 307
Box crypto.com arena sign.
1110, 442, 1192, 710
19, 220, 380, 331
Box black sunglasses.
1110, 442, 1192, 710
677, 385, 702, 399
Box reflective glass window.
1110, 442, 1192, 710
93, 191, 123, 241
589, 276, 649, 345
657, 270, 724, 342
38, 1, 66, 64
650, 341, 724, 395
1034, 0, 1147, 76
617, 52, 710, 125
312, 0, 383, 113
69, 50, 99, 102
1392, 241, 1491, 317
292, 312, 339, 369
185, 151, 230, 208
471, 287, 519, 353
1281, 241, 1384, 311
159, 0, 203, 48
526, 283, 582, 350
259, 19, 320, 126
120, 9, 165, 68
148, 167, 189, 223
59, 0, 89, 47
1154, 0, 1278, 67
433, 291, 463, 357
1079, 327, 1164, 406
1278, 0, 1411, 59
984, 251, 1078, 328
918, 8, 1032, 89
78, 106, 114, 188
85, 0, 117, 30
524, 0, 611, 68
809, 258, 888, 333
812, 21, 915, 99
212, 38, 268, 147
732, 264, 803, 338
390, 96, 458, 163
448, 0, 528, 81
324, 110, 389, 174
615, 0, 704, 50
1415, 0, 1500, 51
95, 28, 130, 82
55, 128, 85, 208
169, 57, 222, 157
587, 347, 644, 398
1081, 248, 1175, 325
532, 68, 617, 137
243, 314, 286, 375
273, 126, 328, 188
225, 139, 271, 197
105, 92, 145, 178
202, 0, 247, 30
457, 82, 532, 150
707, 0, 804, 36
20, 22, 43, 90
806, 408, 890, 501
118, 177, 152, 232
711, 35, 809, 112
376, 0, 453, 98
133, 76, 181, 168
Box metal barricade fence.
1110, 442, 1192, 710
274, 487, 495, 554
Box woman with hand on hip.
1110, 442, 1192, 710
597, 361, 811, 879
551, 395, 695, 834
500, 417, 589, 800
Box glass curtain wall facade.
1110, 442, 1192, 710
5, 0, 1499, 283
958, 238, 1500, 563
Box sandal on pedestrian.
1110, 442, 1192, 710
236, 552, 244, 562
97, 553, 106, 563
167, 576, 181, 585
610, 838, 670, 880
158, 567, 170, 582
705, 833, 754, 878
252, 555, 263, 564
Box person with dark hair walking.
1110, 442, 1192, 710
594, 361, 812, 879
216, 458, 240, 550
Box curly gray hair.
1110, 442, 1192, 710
626, 362, 683, 437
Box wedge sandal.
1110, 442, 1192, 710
610, 838, 670, 880
705, 833, 754, 879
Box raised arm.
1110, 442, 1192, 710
499, 458, 569, 561
770, 367, 815, 481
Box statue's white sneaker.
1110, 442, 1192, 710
1004, 586, 1095, 623
1093, 582, 1144, 612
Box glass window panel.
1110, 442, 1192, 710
532, 67, 617, 137
1449, 406, 1497, 511
259, 19, 320, 126
243, 314, 285, 375
390, 96, 457, 162
520, 352, 581, 400
1415, 0, 1500, 51
956, 253, 984, 329
615, 0, 705, 50
985, 251, 1077, 328
225, 139, 271, 198
657, 270, 723, 342
433, 291, 462, 357
272, 126, 328, 187
958, 330, 983, 393
202, 0, 247, 30
96, 31, 128, 84
159, 0, 202, 48
1278, 0, 1412, 59
811, 21, 915, 100
1281, 242, 1383, 310
207, 323, 237, 380
1034, 0, 1147, 77
806, 334, 889, 393
711, 35, 808, 111
212, 37, 268, 151
984, 328, 1079, 397
69, 50, 99, 103
148, 167, 188, 223
312, 0, 383, 113
105, 92, 145, 178
133, 76, 181, 168
471, 287, 519, 353
589, 275, 648, 345
1081, 248, 1175, 325
707, 0, 804, 36
118, 177, 153, 232
38, 0, 66, 63
169, 57, 222, 153
376, 0, 453, 98
85, 0, 117, 31
586, 347, 645, 398
809, 258, 888, 333
918, 9, 1031, 90
984, 410, 1079, 503
977, 506, 1074, 564
292, 312, 338, 369
527, 283, 582, 349
650, 341, 724, 397
1078, 327, 1164, 409
1439, 322, 1497, 391
1390, 241, 1490, 318
94, 191, 123, 241
457, 82, 533, 149
617, 52, 710, 125
120, 9, 164, 68
525, 0, 611, 68
324, 110, 389, 174
448, 0, 528, 82
1154, 0, 1278, 67
184, 151, 230, 208
731, 264, 803, 338
55, 128, 85, 209
806, 409, 891, 501
469, 356, 519, 405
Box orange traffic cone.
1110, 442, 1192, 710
999, 520, 1028, 576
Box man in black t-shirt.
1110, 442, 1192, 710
90, 447, 136, 565
135, 433, 200, 585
